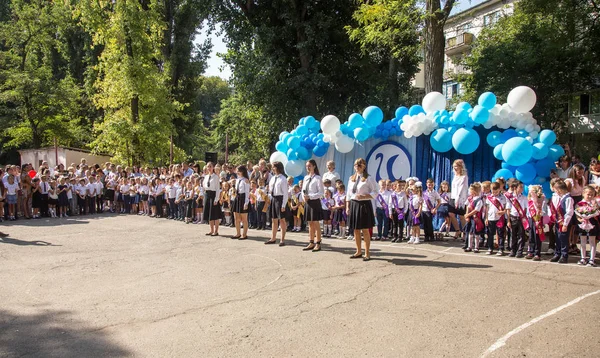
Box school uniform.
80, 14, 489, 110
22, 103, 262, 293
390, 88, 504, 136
550, 193, 574, 261
232, 178, 250, 214
301, 174, 324, 222
485, 194, 507, 252
120, 184, 131, 213
346, 175, 378, 230
76, 184, 87, 215
321, 197, 334, 221
465, 195, 484, 250
527, 199, 548, 257
184, 188, 194, 219
505, 192, 529, 256
375, 190, 392, 239
95, 180, 104, 213
203, 173, 222, 222
67, 183, 75, 215
422, 189, 441, 241
87, 182, 97, 214
269, 174, 289, 220
256, 187, 268, 229
39, 180, 49, 217
139, 185, 149, 202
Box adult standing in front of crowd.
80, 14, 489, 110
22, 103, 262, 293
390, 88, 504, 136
265, 161, 288, 246
232, 165, 250, 240
202, 162, 222, 236
302, 160, 325, 252
346, 158, 378, 261
450, 159, 468, 239
322, 160, 340, 184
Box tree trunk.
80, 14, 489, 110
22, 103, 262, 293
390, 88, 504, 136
388, 56, 398, 111
424, 0, 456, 93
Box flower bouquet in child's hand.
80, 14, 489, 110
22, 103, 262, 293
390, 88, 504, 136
575, 201, 599, 232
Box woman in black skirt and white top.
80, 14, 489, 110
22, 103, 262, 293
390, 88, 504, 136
203, 162, 222, 236
265, 161, 288, 246
232, 165, 250, 240
346, 158, 378, 261
302, 159, 325, 252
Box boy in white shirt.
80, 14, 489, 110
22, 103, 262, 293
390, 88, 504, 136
422, 178, 441, 242
95, 177, 104, 213
87, 176, 97, 214
485, 182, 508, 255
76, 178, 87, 215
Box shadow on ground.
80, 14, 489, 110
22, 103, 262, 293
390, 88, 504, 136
0, 309, 131, 358
0, 237, 59, 246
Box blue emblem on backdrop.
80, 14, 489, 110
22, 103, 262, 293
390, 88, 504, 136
366, 141, 412, 182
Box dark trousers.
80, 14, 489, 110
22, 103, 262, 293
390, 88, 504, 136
257, 202, 266, 229
556, 225, 570, 258
249, 204, 257, 227
41, 193, 49, 217
96, 195, 103, 213
168, 198, 177, 218
487, 220, 506, 251
88, 196, 96, 214
390, 214, 404, 240
510, 216, 525, 255
78, 196, 87, 215
528, 218, 542, 256
155, 195, 163, 217
376, 207, 389, 238
547, 224, 556, 250
421, 211, 434, 240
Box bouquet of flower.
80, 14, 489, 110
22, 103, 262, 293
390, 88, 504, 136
575, 201, 599, 232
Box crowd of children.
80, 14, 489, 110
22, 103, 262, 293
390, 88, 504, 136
1, 156, 599, 266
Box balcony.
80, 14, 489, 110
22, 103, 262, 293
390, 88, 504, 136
445, 32, 474, 56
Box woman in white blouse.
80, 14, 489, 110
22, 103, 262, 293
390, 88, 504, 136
302, 159, 325, 252
232, 165, 251, 240
265, 161, 289, 246
346, 158, 378, 261
450, 159, 468, 239
202, 162, 222, 236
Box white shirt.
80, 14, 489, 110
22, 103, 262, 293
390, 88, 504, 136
256, 187, 267, 202
409, 195, 422, 211
388, 191, 407, 216
321, 197, 334, 210
505, 193, 528, 217
166, 184, 178, 199
5, 182, 19, 195
451, 175, 468, 208
95, 181, 104, 196
269, 174, 288, 209
485, 194, 507, 221
322, 171, 340, 184
422, 190, 441, 212
203, 173, 221, 197
66, 184, 74, 199
375, 190, 392, 209
551, 193, 574, 225
76, 184, 87, 196
346, 174, 378, 201
120, 184, 130, 194
302, 174, 324, 201
467, 196, 483, 213
139, 185, 149, 195
235, 178, 250, 207
40, 181, 49, 194
87, 182, 97, 196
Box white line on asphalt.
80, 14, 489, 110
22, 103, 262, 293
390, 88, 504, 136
480, 289, 600, 357
442, 247, 453, 252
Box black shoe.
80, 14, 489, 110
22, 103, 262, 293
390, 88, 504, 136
550, 256, 560, 262
516, 253, 524, 258
558, 257, 568, 264
508, 253, 516, 257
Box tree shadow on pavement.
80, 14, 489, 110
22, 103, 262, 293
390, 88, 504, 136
0, 237, 59, 246
0, 212, 122, 228
376, 257, 493, 269
0, 309, 131, 358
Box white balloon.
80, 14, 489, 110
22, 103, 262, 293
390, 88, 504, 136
422, 91, 447, 113
530, 131, 539, 139
321, 115, 341, 134
534, 124, 541, 132
483, 121, 493, 129
400, 122, 408, 131
525, 123, 534, 132
491, 104, 502, 115
507, 86, 537, 113
323, 134, 331, 143
508, 112, 517, 120
404, 132, 412, 139
285, 160, 305, 177
499, 107, 510, 118
335, 135, 355, 153
270, 151, 288, 165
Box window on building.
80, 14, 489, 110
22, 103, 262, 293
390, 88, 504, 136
580, 94, 590, 115
591, 93, 600, 114
456, 22, 472, 34
452, 83, 459, 97
484, 11, 501, 27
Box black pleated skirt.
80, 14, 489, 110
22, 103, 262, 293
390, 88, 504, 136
332, 209, 346, 223
232, 193, 248, 213
305, 199, 323, 222
203, 190, 222, 221
348, 199, 375, 230
270, 195, 288, 220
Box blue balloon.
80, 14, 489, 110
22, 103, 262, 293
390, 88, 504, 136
382, 129, 390, 138
391, 117, 399, 126
541, 182, 552, 198
363, 106, 384, 127
495, 168, 515, 180
282, 133, 293, 144
448, 126, 457, 134
275, 140, 288, 152
286, 148, 297, 160
453, 109, 469, 125
516, 163, 537, 183
313, 145, 327, 157
501, 162, 517, 172
409, 105, 425, 116
296, 146, 310, 161
279, 131, 289, 141
287, 135, 301, 150
395, 106, 409, 119
430, 128, 453, 153
534, 176, 546, 184
532, 142, 548, 160
317, 133, 325, 140
538, 129, 556, 146
296, 125, 308, 136
456, 102, 472, 111
517, 130, 529, 138
548, 144, 565, 161
471, 105, 490, 124
299, 117, 306, 125
500, 129, 518, 143
316, 140, 325, 148
486, 131, 502, 147
305, 116, 317, 128
534, 157, 555, 177
384, 121, 393, 130
502, 137, 533, 166
347, 130, 355, 139
348, 113, 364, 129
494, 144, 504, 160
354, 127, 370, 141
478, 92, 497, 110
309, 120, 320, 133
452, 128, 480, 155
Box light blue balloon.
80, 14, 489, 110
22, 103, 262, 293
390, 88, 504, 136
534, 157, 555, 177
500, 129, 518, 143
494, 144, 504, 160
284, 160, 304, 177
296, 146, 310, 161
317, 133, 325, 140
471, 105, 490, 124
296, 125, 308, 136
501, 162, 517, 172
448, 126, 458, 134
456, 102, 472, 111
453, 109, 469, 125
299, 117, 306, 125
534, 176, 546, 184
287, 135, 301, 150
452, 128, 480, 155
486, 131, 502, 147
516, 163, 537, 183
279, 131, 289, 141
548, 144, 565, 161
305, 116, 317, 128
275, 140, 288, 152
440, 115, 450, 125
309, 120, 320, 132
538, 129, 556, 146
409, 105, 425, 116
286, 148, 297, 160
517, 129, 529, 137
478, 92, 497, 110
354, 127, 370, 141
363, 106, 384, 127
430, 128, 453, 153
532, 142, 548, 160
542, 182, 552, 198
348, 113, 364, 129
502, 137, 533, 166
395, 106, 409, 119
495, 168, 515, 180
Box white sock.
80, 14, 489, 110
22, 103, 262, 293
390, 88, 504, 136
590, 237, 597, 261
581, 236, 587, 259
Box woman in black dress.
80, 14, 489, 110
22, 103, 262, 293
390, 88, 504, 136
346, 158, 378, 261
302, 159, 325, 252
232, 165, 251, 240
202, 162, 222, 236
264, 161, 288, 246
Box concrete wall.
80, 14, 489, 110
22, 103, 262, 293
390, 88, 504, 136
64, 149, 111, 168
19, 148, 112, 169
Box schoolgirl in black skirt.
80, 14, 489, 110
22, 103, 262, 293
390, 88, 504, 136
346, 158, 378, 261
203, 162, 222, 236
232, 165, 251, 240
301, 159, 325, 252
264, 161, 288, 246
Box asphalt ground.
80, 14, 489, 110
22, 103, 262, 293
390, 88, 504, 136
1, 214, 600, 357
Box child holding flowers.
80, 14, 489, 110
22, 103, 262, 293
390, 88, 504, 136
526, 185, 548, 261
575, 186, 599, 266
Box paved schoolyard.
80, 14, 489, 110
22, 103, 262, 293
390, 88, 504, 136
1, 215, 599, 357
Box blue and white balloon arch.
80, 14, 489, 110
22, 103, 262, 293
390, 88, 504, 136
269, 86, 563, 198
